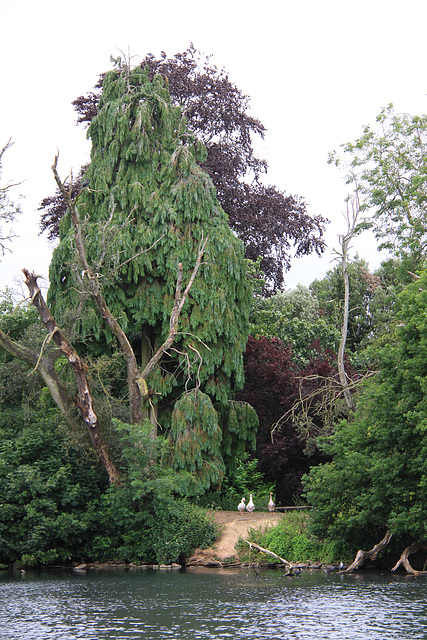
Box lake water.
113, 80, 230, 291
0, 566, 426, 639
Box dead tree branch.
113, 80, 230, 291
333, 190, 362, 410
344, 530, 392, 573
22, 269, 121, 484
242, 539, 291, 567
0, 326, 79, 430
391, 541, 427, 575
271, 369, 377, 444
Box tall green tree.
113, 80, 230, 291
329, 104, 427, 268
310, 257, 382, 355
41, 46, 327, 293
304, 269, 427, 562
43, 60, 255, 488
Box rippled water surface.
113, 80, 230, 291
1, 567, 426, 639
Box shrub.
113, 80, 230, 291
236, 511, 341, 564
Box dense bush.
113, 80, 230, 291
0, 408, 108, 567
87, 484, 217, 565
0, 410, 218, 567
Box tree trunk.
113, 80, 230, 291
22, 270, 121, 484
338, 246, 354, 410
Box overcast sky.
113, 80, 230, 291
1, 0, 427, 293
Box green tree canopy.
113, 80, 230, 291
329, 104, 427, 268
41, 46, 327, 293
46, 60, 256, 487
250, 284, 340, 364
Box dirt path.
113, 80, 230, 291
187, 510, 284, 565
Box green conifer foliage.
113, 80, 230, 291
48, 62, 254, 481
169, 389, 225, 490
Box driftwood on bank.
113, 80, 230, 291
242, 539, 290, 567
391, 541, 427, 576
344, 530, 392, 573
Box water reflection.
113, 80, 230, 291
0, 567, 426, 639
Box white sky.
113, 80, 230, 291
1, 0, 427, 293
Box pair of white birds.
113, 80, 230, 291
238, 495, 254, 513
237, 493, 275, 513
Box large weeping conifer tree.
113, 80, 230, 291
48, 61, 256, 488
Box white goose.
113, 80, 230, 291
238, 497, 246, 513
268, 493, 275, 512
246, 494, 255, 513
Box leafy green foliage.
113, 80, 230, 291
86, 418, 218, 564
65, 46, 326, 293
150, 496, 217, 564
330, 104, 427, 266
0, 407, 218, 567
310, 257, 379, 355
197, 452, 274, 511
250, 284, 339, 364
87, 484, 217, 565
0, 292, 53, 409
0, 407, 108, 566
169, 389, 225, 489
47, 62, 255, 481
304, 269, 427, 554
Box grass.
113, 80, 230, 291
235, 511, 342, 564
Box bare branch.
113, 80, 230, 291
271, 369, 378, 444
0, 138, 21, 255
0, 325, 78, 428
345, 531, 392, 573
242, 540, 290, 567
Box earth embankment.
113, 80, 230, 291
187, 510, 285, 565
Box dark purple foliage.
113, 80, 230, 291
236, 336, 353, 505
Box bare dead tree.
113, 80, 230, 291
333, 190, 362, 410
0, 138, 21, 255
271, 369, 377, 446
22, 269, 121, 484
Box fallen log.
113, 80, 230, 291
345, 530, 392, 573
391, 541, 427, 576
242, 539, 290, 567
